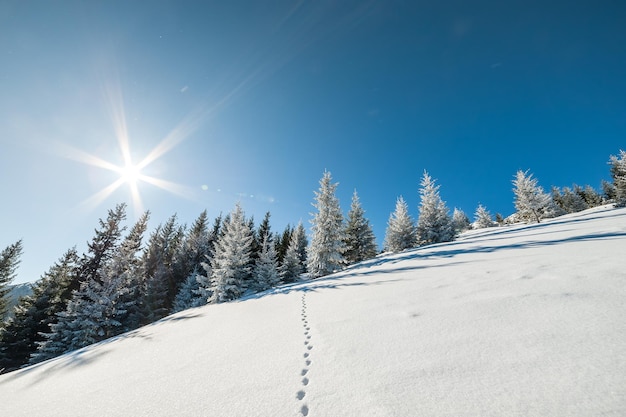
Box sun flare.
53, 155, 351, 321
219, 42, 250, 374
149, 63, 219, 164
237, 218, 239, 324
119, 162, 142, 185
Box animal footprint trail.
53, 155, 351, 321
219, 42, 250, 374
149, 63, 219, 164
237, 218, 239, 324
296, 292, 313, 416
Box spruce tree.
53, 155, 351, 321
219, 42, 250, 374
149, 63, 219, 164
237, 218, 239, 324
512, 170, 553, 223
416, 171, 454, 245
274, 224, 293, 265
342, 190, 377, 264
33, 205, 128, 361
0, 240, 23, 322
307, 171, 344, 278
280, 229, 304, 283
293, 222, 308, 270
0, 248, 78, 372
383, 196, 416, 253
209, 204, 253, 303
474, 204, 496, 229
609, 150, 626, 206
172, 273, 203, 313
452, 208, 471, 234
253, 235, 280, 292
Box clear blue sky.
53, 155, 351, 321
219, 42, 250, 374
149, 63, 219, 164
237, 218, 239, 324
2, 0, 624, 285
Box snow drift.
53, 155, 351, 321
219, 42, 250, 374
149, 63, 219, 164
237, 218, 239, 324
2, 205, 625, 416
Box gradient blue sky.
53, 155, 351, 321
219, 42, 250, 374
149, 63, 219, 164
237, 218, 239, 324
2, 0, 625, 284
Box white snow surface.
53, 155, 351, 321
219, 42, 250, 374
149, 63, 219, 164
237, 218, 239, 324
2, 205, 625, 416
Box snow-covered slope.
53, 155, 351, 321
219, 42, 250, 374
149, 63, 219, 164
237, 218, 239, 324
2, 206, 625, 416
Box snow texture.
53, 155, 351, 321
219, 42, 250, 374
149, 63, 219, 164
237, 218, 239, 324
2, 205, 625, 416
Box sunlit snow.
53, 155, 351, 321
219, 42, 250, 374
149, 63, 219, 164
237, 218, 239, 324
2, 205, 625, 416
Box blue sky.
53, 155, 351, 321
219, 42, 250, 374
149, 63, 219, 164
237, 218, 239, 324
2, 0, 624, 285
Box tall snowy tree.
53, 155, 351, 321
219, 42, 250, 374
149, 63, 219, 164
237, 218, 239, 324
307, 171, 344, 278
0, 248, 78, 372
280, 229, 304, 284
253, 234, 280, 292
274, 224, 293, 265
138, 214, 184, 323
31, 204, 126, 362
209, 204, 254, 303
416, 171, 454, 245
342, 190, 378, 264
608, 150, 626, 206
474, 204, 496, 229
172, 273, 203, 313
383, 196, 416, 253
512, 170, 553, 223
0, 240, 23, 322
173, 210, 211, 295
452, 208, 471, 234
293, 221, 308, 269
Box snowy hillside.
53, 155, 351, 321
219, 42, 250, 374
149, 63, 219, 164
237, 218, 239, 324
2, 205, 625, 416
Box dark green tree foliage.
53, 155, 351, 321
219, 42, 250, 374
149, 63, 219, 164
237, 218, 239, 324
342, 190, 377, 264
138, 215, 184, 324
173, 211, 210, 292
274, 225, 293, 265
0, 240, 23, 321
279, 222, 307, 283
31, 206, 128, 363
0, 248, 78, 372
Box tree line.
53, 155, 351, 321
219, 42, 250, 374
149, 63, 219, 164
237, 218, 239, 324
0, 149, 624, 373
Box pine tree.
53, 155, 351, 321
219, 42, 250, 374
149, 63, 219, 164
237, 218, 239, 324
280, 228, 304, 283
307, 171, 344, 278
383, 196, 416, 253
609, 150, 626, 206
474, 204, 496, 229
138, 215, 184, 323
0, 248, 78, 372
172, 273, 203, 313
33, 206, 128, 361
274, 224, 293, 265
293, 222, 308, 270
342, 190, 377, 264
195, 261, 213, 304
173, 210, 210, 297
209, 204, 253, 303
452, 208, 471, 234
416, 171, 454, 245
512, 170, 553, 223
253, 234, 280, 292
0, 240, 23, 322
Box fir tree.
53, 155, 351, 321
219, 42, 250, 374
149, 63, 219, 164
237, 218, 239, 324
416, 171, 454, 245
253, 234, 280, 292
609, 150, 626, 206
33, 206, 129, 361
512, 170, 553, 223
452, 208, 471, 234
172, 273, 203, 313
342, 190, 377, 264
0, 240, 23, 322
0, 248, 78, 372
383, 196, 416, 253
280, 227, 305, 283
173, 210, 211, 296
307, 171, 344, 278
274, 224, 293, 265
209, 204, 253, 303
138, 215, 184, 323
474, 204, 496, 229
195, 261, 213, 304
293, 222, 308, 270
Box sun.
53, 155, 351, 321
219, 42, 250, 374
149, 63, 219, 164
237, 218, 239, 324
119, 162, 142, 185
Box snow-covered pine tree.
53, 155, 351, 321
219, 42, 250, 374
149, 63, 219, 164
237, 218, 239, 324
609, 150, 626, 206
474, 204, 496, 229
383, 196, 416, 253
253, 234, 280, 292
293, 221, 308, 270
274, 224, 293, 265
416, 171, 454, 245
172, 272, 203, 313
512, 170, 553, 223
452, 208, 471, 234
0, 248, 78, 372
0, 240, 23, 321
138, 215, 184, 323
552, 186, 587, 214
342, 190, 377, 264
209, 203, 253, 303
32, 205, 127, 363
195, 261, 213, 304
280, 228, 304, 283
307, 171, 344, 278
173, 210, 210, 297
